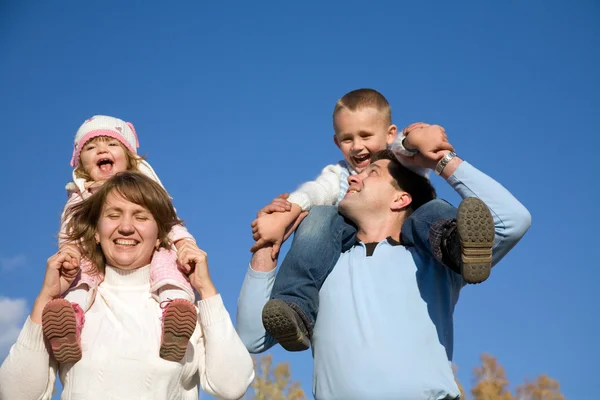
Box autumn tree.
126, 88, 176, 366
470, 353, 514, 400
453, 354, 566, 400
515, 375, 566, 400
245, 354, 306, 400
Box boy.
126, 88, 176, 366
250, 88, 494, 351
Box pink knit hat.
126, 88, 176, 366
71, 115, 139, 167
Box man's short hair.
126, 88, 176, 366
371, 150, 436, 211
333, 88, 392, 131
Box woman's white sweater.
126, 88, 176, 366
0, 265, 254, 400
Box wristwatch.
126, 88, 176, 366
435, 152, 457, 175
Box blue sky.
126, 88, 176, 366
0, 1, 598, 399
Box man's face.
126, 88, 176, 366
338, 159, 405, 220
333, 108, 397, 173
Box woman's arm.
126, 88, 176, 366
176, 241, 254, 399
0, 317, 58, 400
194, 295, 255, 399
0, 248, 83, 399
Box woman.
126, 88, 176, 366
0, 172, 254, 400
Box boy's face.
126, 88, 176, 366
334, 108, 397, 172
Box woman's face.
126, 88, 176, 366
95, 190, 160, 270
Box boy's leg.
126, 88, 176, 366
402, 198, 494, 283
262, 205, 357, 351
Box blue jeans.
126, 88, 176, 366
271, 199, 458, 330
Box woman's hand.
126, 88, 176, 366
40, 244, 81, 300
176, 241, 217, 299
31, 245, 81, 324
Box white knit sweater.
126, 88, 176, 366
0, 265, 254, 400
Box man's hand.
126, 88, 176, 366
398, 123, 455, 170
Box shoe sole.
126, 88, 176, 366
42, 299, 82, 363
160, 300, 197, 362
457, 197, 495, 284
262, 299, 310, 352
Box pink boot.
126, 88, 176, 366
159, 299, 197, 362
42, 299, 85, 363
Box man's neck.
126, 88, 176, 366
355, 214, 403, 244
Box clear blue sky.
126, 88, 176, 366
1, 1, 597, 399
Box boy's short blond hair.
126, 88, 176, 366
333, 88, 392, 132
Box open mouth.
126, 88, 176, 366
352, 154, 370, 168
114, 239, 138, 247
97, 158, 114, 173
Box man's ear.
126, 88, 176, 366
391, 191, 412, 211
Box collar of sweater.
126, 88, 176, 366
104, 264, 151, 286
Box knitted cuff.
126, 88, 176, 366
17, 317, 47, 352
197, 294, 227, 327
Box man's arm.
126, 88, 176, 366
403, 124, 531, 266
444, 159, 531, 266
236, 246, 278, 353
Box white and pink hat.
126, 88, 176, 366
71, 115, 139, 167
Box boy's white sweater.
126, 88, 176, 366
0, 265, 254, 400
287, 135, 429, 211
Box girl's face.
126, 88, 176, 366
80, 137, 129, 182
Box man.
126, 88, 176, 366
237, 124, 531, 400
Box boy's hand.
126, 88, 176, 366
250, 194, 306, 259
259, 193, 293, 215
251, 213, 289, 257
399, 123, 455, 170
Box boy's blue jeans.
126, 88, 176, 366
270, 199, 458, 331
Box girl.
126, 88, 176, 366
42, 115, 198, 364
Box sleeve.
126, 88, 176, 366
448, 162, 532, 266
235, 266, 278, 353
193, 294, 254, 400
287, 163, 343, 211
390, 132, 418, 157
0, 318, 58, 400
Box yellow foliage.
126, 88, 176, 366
246, 354, 306, 400
471, 353, 514, 400
452, 354, 566, 400
515, 374, 566, 400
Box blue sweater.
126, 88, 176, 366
236, 162, 531, 400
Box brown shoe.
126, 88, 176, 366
455, 197, 495, 283
262, 299, 310, 352
42, 299, 84, 363
159, 299, 197, 362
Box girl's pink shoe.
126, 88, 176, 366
42, 299, 85, 363
159, 299, 197, 362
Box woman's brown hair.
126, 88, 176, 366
63, 171, 183, 275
